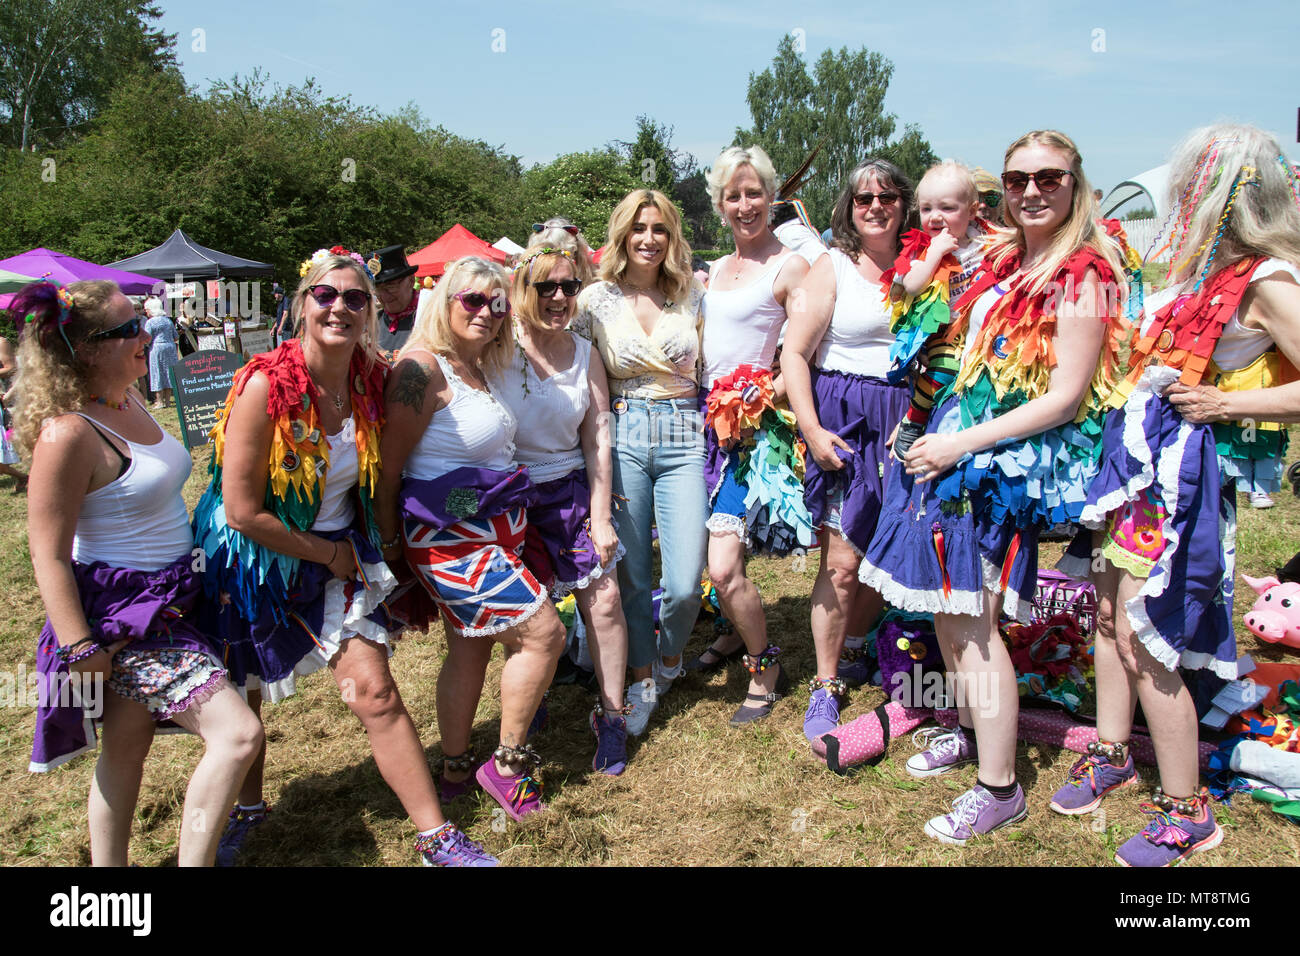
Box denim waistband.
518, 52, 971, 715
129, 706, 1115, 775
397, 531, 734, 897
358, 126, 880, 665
611, 396, 700, 410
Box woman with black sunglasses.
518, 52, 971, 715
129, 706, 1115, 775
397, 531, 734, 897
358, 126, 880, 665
193, 248, 497, 866
852, 131, 1126, 846
780, 158, 915, 740
378, 255, 566, 824
14, 278, 262, 865
488, 247, 631, 774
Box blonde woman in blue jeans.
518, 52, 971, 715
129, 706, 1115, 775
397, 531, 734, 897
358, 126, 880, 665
577, 189, 708, 736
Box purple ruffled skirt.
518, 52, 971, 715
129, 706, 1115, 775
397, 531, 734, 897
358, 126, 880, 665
858, 393, 1040, 621
1061, 368, 1239, 678
525, 468, 623, 596
31, 556, 224, 771
803, 367, 910, 553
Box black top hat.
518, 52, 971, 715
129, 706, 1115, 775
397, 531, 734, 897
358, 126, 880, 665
368, 244, 417, 285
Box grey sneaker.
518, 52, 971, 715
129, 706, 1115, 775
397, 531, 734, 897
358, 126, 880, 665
905, 726, 975, 777
624, 678, 658, 737
652, 659, 682, 697
924, 784, 1027, 846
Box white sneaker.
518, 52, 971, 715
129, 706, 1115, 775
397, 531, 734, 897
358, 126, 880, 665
1250, 492, 1275, 509
623, 678, 658, 737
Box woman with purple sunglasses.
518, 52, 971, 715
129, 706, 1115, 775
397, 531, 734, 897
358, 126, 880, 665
194, 248, 497, 866
378, 255, 566, 824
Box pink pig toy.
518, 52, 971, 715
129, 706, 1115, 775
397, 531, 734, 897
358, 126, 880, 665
1242, 575, 1300, 649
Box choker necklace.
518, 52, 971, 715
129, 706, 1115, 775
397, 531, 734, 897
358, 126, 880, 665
90, 394, 129, 411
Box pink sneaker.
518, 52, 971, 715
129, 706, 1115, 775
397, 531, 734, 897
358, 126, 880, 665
476, 758, 546, 822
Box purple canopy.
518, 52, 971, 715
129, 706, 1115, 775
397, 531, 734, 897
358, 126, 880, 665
0, 247, 159, 310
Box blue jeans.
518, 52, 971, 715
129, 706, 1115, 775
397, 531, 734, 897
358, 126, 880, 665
611, 397, 709, 669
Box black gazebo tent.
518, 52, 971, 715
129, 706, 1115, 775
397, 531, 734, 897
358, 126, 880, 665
107, 229, 274, 279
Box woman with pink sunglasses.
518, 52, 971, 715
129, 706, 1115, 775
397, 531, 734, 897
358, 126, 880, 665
378, 255, 566, 825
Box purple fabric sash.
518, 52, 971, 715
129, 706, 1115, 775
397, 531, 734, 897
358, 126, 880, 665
400, 466, 534, 530
31, 555, 218, 771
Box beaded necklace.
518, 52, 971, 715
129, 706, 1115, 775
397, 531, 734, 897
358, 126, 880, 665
90, 394, 129, 411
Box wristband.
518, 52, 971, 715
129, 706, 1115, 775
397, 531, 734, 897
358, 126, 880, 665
55, 636, 101, 665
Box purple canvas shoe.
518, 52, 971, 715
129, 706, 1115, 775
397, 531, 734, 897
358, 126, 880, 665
803, 685, 843, 742
590, 706, 628, 776
837, 647, 872, 688
415, 823, 499, 867
1115, 790, 1223, 867
1050, 752, 1137, 815
215, 805, 270, 867
905, 726, 975, 777
924, 784, 1027, 846
476, 758, 546, 821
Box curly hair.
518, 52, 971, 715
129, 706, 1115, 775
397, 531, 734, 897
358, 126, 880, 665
10, 280, 123, 453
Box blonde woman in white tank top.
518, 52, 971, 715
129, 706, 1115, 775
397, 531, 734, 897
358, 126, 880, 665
693, 147, 811, 727
17, 278, 262, 866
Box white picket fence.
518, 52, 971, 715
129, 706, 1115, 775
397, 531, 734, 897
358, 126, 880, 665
1118, 217, 1162, 260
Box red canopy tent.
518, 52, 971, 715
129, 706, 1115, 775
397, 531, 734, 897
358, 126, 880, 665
409, 224, 507, 279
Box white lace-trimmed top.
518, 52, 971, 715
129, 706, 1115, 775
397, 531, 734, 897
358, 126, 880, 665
405, 353, 517, 481
817, 249, 895, 377
492, 330, 591, 484
579, 279, 706, 399
71, 404, 194, 571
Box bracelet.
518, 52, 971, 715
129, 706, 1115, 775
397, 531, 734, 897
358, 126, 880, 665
55, 636, 101, 665
330, 541, 340, 565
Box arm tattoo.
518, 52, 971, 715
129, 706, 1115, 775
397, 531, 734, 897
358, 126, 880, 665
391, 361, 431, 413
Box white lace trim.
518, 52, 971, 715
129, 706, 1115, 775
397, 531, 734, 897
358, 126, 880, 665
1121, 418, 1241, 680
979, 554, 1034, 624
1078, 369, 1173, 529
706, 512, 750, 545
455, 588, 550, 638
1054, 548, 1095, 580
251, 555, 399, 705
858, 558, 984, 617
551, 540, 627, 598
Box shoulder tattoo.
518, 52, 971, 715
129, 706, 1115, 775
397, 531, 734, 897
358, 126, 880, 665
391, 361, 432, 413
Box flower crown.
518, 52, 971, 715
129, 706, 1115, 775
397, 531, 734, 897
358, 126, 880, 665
515, 246, 576, 281
299, 245, 375, 279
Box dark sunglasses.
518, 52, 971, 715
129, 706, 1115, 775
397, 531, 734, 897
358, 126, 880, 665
1001, 168, 1072, 194
90, 316, 144, 340
852, 190, 901, 208
979, 191, 1002, 208
452, 289, 511, 318
531, 278, 582, 298
308, 284, 372, 311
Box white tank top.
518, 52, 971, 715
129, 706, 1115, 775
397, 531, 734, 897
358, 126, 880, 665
1142, 258, 1300, 372
702, 250, 794, 388
311, 416, 358, 532
816, 248, 895, 377
405, 353, 517, 481
491, 330, 590, 484
72, 406, 195, 571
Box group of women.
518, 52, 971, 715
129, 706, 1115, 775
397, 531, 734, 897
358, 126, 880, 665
14, 120, 1300, 868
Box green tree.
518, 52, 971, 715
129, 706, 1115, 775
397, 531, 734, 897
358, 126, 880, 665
517, 150, 642, 248
734, 35, 937, 231
0, 0, 176, 150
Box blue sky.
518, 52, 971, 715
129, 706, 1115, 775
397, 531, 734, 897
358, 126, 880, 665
158, 0, 1297, 217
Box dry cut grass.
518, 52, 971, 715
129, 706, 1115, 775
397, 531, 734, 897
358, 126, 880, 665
1, 408, 1298, 867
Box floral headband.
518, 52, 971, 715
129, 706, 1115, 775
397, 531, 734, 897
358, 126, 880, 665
299, 245, 375, 279
515, 246, 577, 283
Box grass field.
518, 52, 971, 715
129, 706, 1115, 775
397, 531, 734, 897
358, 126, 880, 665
2, 407, 1298, 868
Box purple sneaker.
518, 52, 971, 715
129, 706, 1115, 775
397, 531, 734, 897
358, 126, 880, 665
438, 753, 479, 803
590, 706, 628, 776
905, 726, 975, 778
476, 758, 546, 822
924, 784, 1027, 846
803, 687, 842, 742
215, 805, 270, 867
1115, 792, 1223, 867
1050, 752, 1137, 815
415, 824, 499, 867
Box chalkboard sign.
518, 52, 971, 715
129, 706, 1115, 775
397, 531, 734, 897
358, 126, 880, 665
169, 350, 244, 450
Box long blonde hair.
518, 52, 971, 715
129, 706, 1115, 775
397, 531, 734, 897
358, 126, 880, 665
983, 130, 1123, 295
401, 257, 514, 374
598, 189, 693, 303
10, 279, 121, 453
1162, 123, 1300, 287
